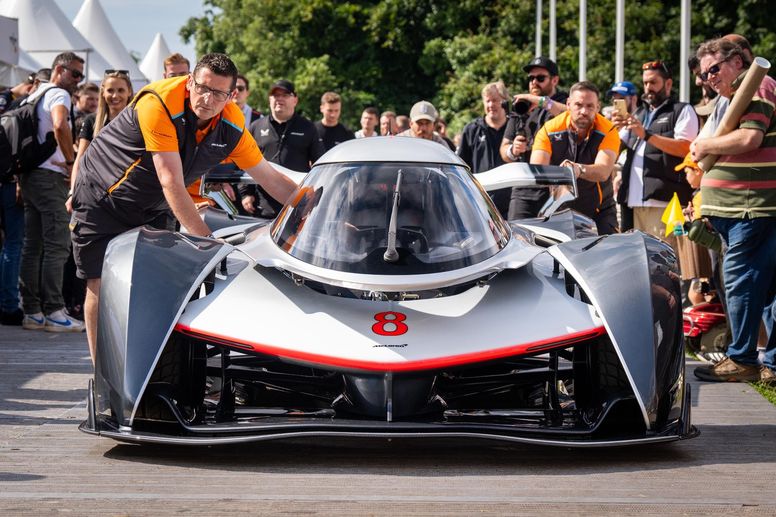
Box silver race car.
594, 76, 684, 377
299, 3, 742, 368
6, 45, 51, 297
81, 137, 697, 447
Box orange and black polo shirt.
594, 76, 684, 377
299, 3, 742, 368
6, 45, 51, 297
533, 111, 620, 217
74, 76, 263, 232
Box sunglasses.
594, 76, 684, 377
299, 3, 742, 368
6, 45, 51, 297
104, 69, 129, 77
191, 78, 232, 102
64, 67, 84, 80
699, 58, 730, 82
642, 60, 671, 77
235, 85, 246, 92
527, 74, 549, 83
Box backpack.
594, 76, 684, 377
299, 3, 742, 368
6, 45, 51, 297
0, 86, 58, 182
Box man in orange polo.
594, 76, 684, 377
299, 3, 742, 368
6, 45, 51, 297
71, 53, 297, 364
530, 81, 621, 234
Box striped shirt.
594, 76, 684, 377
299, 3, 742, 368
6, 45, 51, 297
700, 73, 776, 219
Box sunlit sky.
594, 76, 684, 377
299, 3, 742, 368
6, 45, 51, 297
54, 0, 204, 63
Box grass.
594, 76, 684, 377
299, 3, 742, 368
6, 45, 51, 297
686, 347, 776, 406
750, 381, 776, 406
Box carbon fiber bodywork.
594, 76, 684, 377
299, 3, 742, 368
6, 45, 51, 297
95, 228, 231, 426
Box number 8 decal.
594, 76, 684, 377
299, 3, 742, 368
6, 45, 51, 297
372, 311, 408, 336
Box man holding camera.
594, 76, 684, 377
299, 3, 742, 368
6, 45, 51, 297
499, 57, 568, 219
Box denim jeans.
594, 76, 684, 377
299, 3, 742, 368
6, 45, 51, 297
765, 301, 776, 353
19, 169, 71, 315
708, 216, 776, 368
0, 181, 25, 312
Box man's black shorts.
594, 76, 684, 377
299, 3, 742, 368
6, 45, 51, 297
71, 210, 174, 280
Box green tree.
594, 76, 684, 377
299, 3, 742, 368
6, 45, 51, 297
180, 0, 776, 134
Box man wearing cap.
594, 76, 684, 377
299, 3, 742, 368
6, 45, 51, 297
241, 79, 325, 217
398, 100, 448, 147
607, 81, 640, 118
612, 60, 699, 245
606, 80, 640, 229
500, 57, 568, 219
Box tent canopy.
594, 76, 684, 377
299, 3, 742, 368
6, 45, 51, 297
0, 0, 141, 85
73, 0, 147, 90
139, 33, 172, 83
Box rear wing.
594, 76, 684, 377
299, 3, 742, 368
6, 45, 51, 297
476, 162, 576, 192
475, 163, 577, 218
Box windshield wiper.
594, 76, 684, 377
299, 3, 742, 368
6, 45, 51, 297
383, 170, 403, 262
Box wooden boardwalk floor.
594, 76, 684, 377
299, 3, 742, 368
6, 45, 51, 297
1, 325, 775, 515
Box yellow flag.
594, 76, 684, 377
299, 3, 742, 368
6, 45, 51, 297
661, 192, 685, 237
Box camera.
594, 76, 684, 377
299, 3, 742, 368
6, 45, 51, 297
513, 98, 531, 115
501, 98, 532, 116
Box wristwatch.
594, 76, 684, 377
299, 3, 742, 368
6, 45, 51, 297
643, 130, 653, 142
506, 146, 517, 161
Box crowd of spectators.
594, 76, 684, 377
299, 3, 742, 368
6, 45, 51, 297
0, 36, 772, 384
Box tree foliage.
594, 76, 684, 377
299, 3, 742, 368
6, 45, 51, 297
180, 0, 776, 133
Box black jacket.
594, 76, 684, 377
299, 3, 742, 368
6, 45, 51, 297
240, 113, 325, 217
248, 113, 324, 172
457, 117, 506, 174
617, 99, 696, 205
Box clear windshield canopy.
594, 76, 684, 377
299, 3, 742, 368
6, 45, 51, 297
270, 162, 511, 275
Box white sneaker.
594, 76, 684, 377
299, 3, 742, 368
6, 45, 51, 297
44, 309, 85, 333
22, 312, 46, 330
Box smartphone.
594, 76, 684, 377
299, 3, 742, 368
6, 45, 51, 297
613, 99, 628, 117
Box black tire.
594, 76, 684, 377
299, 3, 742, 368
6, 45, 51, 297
136, 336, 207, 422
573, 337, 631, 411
594, 337, 631, 393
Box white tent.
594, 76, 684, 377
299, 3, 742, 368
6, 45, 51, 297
0, 14, 34, 87
0, 0, 111, 83
72, 0, 148, 91
18, 49, 44, 73
138, 33, 171, 83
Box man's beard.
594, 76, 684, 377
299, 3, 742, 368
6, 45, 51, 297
572, 114, 594, 133
642, 89, 667, 107
530, 83, 552, 97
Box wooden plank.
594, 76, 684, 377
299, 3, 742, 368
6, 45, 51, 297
1, 326, 775, 515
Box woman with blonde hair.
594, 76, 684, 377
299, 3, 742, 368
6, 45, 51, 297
68, 69, 134, 206
64, 70, 132, 358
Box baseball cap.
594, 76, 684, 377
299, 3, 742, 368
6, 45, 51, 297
523, 56, 559, 77
409, 100, 438, 122
607, 81, 638, 97
269, 79, 296, 96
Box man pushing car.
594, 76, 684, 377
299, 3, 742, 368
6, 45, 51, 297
70, 53, 297, 365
